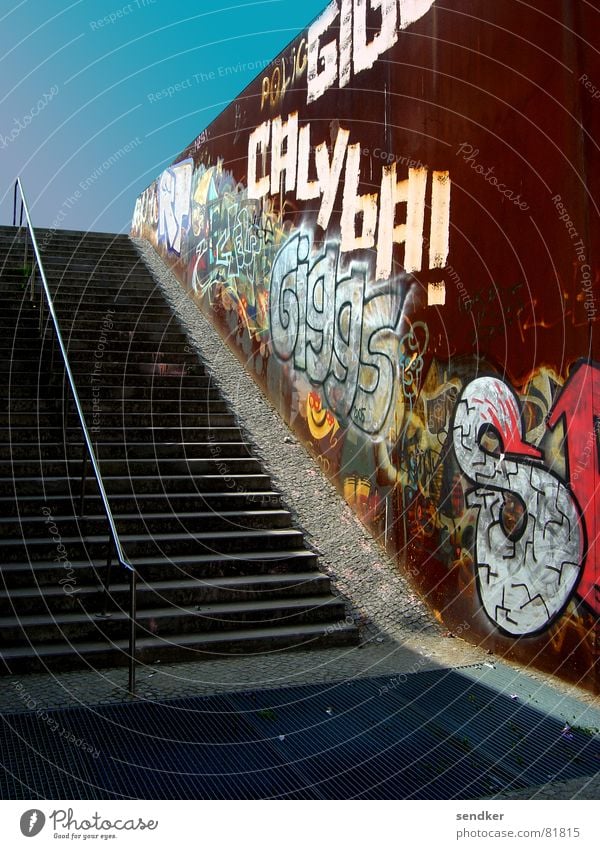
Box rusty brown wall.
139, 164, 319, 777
132, 0, 600, 691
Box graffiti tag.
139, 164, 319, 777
270, 230, 411, 436
307, 0, 437, 104
452, 375, 584, 636
158, 159, 193, 255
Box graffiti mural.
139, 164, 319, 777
452, 375, 583, 636
133, 0, 599, 691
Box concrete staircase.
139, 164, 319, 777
0, 225, 358, 673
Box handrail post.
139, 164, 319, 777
128, 568, 137, 696
79, 447, 89, 517
49, 326, 56, 375
13, 182, 17, 227
38, 290, 44, 335
29, 260, 36, 303
102, 541, 114, 616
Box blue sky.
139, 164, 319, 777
0, 0, 327, 233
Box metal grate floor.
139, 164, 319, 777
2, 663, 599, 799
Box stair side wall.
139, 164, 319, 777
131, 0, 600, 692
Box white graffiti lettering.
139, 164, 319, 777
270, 230, 411, 436
248, 114, 451, 281
307, 0, 437, 104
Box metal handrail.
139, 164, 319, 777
13, 178, 138, 695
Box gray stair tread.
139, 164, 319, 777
0, 443, 249, 451
1, 528, 300, 546
0, 444, 254, 450
0, 572, 327, 600
1, 509, 290, 526
0, 595, 342, 627
1, 473, 270, 483
0, 548, 316, 572
0, 620, 358, 659
0, 489, 280, 503
0, 456, 257, 465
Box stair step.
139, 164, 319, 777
3, 472, 273, 496
0, 455, 260, 478
0, 399, 230, 416
0, 527, 306, 561
0, 440, 253, 460
1, 348, 194, 364
0, 412, 238, 428
0, 383, 217, 400
0, 549, 320, 588
0, 595, 346, 646
0, 489, 282, 518
13, 275, 157, 287
51, 295, 172, 308
58, 329, 188, 343
0, 372, 212, 390
0, 620, 359, 674
0, 426, 245, 443
0, 572, 332, 616
0, 509, 293, 539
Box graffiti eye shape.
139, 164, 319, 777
462, 526, 474, 551
500, 492, 528, 543
478, 424, 502, 456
